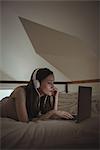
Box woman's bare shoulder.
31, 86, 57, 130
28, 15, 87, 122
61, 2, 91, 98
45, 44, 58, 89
12, 86, 25, 93
11, 86, 26, 100
14, 86, 25, 92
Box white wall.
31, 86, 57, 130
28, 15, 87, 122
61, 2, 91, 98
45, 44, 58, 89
1, 1, 99, 92
1, 1, 69, 82
0, 2, 2, 79
98, 2, 100, 78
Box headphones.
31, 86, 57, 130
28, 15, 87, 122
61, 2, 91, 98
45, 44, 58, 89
32, 68, 40, 89
32, 68, 48, 106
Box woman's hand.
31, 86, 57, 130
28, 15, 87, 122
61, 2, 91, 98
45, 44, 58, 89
54, 110, 74, 119
52, 86, 59, 97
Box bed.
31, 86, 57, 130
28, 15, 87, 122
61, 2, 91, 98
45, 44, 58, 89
0, 92, 100, 149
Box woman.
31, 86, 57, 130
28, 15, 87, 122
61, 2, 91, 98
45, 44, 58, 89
0, 68, 73, 122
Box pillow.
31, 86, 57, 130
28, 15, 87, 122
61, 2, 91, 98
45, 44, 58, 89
58, 92, 78, 114
58, 92, 100, 116
91, 93, 100, 116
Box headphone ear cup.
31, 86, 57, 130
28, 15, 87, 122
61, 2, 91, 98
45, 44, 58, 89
32, 68, 40, 89
34, 80, 40, 89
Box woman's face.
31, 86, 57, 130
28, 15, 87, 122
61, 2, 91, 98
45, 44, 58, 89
39, 74, 55, 96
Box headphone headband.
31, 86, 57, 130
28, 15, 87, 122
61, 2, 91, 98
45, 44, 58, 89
32, 68, 40, 81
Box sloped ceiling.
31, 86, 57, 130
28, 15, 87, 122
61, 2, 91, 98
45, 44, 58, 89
19, 17, 97, 80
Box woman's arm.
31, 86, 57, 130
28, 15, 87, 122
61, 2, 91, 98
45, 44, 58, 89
53, 87, 59, 111
32, 110, 74, 121
32, 87, 73, 121
14, 87, 29, 122
52, 88, 74, 119
32, 110, 56, 121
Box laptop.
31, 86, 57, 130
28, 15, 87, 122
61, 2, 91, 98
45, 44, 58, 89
69, 86, 92, 123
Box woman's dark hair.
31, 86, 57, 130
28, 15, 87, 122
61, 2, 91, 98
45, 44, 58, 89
31, 68, 54, 85
25, 68, 54, 120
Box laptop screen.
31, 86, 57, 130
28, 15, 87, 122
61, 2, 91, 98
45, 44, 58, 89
77, 86, 92, 123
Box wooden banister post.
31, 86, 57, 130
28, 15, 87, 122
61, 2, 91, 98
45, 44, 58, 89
65, 84, 68, 93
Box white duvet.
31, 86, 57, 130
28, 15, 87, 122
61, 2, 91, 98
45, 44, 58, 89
0, 116, 99, 149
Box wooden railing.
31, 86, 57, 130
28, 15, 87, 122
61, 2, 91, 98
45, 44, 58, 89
66, 79, 100, 84
0, 79, 100, 92
0, 79, 100, 84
